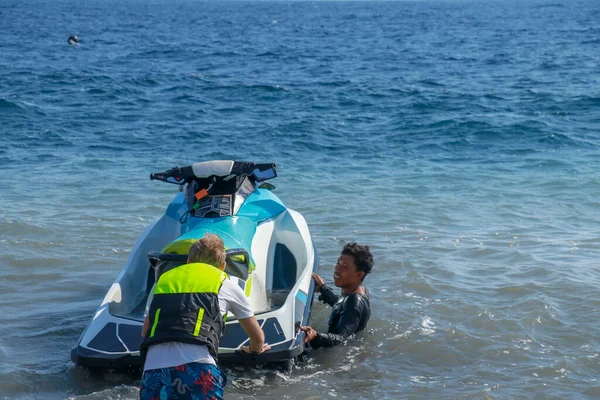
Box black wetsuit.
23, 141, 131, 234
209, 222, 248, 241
309, 284, 371, 349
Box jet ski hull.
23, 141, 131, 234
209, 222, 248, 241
72, 161, 319, 369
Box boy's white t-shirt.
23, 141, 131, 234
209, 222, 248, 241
143, 277, 253, 371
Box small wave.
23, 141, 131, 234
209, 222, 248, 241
247, 84, 287, 92
85, 144, 129, 152
170, 94, 209, 104
536, 132, 591, 148
206, 51, 243, 57
532, 3, 565, 9
65, 385, 139, 400
316, 80, 352, 88
86, 88, 106, 95
256, 51, 279, 57
497, 282, 541, 297
162, 84, 191, 93
0, 98, 23, 111
573, 95, 600, 107
416, 79, 445, 87
128, 76, 159, 87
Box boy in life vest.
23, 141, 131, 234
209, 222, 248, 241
140, 234, 270, 400
300, 242, 373, 349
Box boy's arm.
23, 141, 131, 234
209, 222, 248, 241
140, 285, 155, 338
224, 280, 270, 354
238, 317, 270, 353
141, 316, 149, 338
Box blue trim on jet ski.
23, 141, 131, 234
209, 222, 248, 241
165, 192, 187, 221
306, 242, 319, 326
236, 189, 287, 222
166, 188, 286, 227
295, 290, 308, 305
180, 217, 257, 251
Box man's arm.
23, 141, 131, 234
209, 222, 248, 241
318, 285, 339, 307
305, 295, 367, 349
308, 321, 358, 349
312, 274, 339, 306
300, 310, 361, 349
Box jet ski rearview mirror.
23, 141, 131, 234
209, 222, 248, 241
252, 167, 277, 182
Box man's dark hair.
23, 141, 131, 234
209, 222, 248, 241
342, 242, 374, 280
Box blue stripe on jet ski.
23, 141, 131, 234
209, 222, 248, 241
166, 188, 286, 229
295, 290, 307, 305
180, 217, 257, 251
301, 243, 320, 327
165, 192, 187, 220
236, 189, 287, 222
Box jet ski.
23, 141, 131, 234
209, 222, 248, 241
71, 160, 318, 369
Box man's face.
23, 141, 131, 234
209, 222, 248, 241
333, 254, 364, 288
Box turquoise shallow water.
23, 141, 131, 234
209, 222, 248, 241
1, 0, 600, 398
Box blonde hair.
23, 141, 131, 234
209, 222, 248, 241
188, 234, 226, 268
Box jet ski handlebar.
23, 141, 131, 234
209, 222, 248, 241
150, 162, 277, 185
150, 166, 196, 184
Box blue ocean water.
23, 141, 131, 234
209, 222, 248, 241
1, 0, 600, 398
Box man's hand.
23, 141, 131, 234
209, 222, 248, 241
312, 273, 325, 288
240, 343, 271, 354
299, 325, 318, 344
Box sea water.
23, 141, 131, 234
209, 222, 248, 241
1, 0, 600, 398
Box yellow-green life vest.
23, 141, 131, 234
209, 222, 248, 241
141, 262, 228, 360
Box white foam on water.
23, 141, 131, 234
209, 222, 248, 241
420, 317, 435, 335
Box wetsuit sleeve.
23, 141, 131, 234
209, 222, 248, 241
317, 284, 339, 307
310, 295, 368, 349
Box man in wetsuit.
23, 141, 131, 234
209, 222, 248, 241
300, 242, 373, 349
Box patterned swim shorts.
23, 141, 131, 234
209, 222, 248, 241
140, 362, 228, 400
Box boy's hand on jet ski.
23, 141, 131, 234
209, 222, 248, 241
299, 325, 318, 343
239, 343, 271, 355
